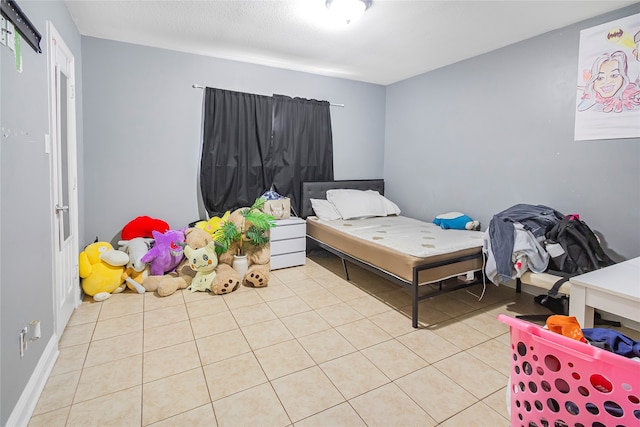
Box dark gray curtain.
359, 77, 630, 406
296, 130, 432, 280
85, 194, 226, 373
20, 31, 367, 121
200, 88, 273, 216
270, 95, 334, 215
200, 89, 334, 217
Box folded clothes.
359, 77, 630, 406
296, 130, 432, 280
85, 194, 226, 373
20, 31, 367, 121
262, 190, 286, 200
582, 328, 640, 358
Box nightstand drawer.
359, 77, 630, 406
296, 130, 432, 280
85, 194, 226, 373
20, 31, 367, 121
271, 219, 306, 241
271, 237, 306, 256
271, 251, 306, 270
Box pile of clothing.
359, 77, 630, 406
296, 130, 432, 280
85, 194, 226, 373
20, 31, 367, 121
483, 204, 564, 285
546, 315, 640, 361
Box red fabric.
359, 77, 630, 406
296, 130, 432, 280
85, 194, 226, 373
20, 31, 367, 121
121, 216, 169, 240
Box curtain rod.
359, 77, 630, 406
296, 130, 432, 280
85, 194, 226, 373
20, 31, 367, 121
192, 84, 344, 107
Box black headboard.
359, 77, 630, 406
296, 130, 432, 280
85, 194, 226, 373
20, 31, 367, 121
300, 179, 385, 218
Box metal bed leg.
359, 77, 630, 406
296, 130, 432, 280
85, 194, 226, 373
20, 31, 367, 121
412, 272, 419, 328
341, 258, 350, 281
412, 286, 419, 328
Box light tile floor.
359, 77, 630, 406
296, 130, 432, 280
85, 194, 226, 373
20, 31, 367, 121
28, 251, 640, 426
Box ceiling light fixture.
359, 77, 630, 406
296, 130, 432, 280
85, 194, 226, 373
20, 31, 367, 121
326, 0, 372, 24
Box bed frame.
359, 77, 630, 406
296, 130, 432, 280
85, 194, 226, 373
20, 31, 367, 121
301, 179, 484, 328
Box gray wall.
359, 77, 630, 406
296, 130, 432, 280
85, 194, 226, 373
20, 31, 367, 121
2, 2, 639, 424
385, 4, 640, 261
0, 1, 83, 425
81, 38, 386, 245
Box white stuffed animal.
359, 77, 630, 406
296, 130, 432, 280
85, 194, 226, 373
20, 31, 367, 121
118, 237, 154, 293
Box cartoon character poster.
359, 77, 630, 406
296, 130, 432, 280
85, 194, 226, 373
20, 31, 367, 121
575, 13, 640, 141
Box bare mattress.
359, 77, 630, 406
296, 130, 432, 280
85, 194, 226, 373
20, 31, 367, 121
306, 215, 484, 285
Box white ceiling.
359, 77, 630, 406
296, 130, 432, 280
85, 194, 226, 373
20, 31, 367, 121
64, 0, 637, 85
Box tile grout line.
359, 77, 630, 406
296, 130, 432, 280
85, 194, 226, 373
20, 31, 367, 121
35, 258, 539, 425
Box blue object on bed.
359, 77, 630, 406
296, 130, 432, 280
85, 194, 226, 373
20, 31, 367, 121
433, 213, 476, 230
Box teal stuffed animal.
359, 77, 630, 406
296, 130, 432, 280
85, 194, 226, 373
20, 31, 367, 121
433, 212, 480, 230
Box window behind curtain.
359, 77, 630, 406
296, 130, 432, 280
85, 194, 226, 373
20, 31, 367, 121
270, 94, 334, 215
200, 88, 273, 216
200, 89, 334, 217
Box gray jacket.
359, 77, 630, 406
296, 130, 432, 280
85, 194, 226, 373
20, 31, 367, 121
484, 223, 550, 285
487, 204, 563, 284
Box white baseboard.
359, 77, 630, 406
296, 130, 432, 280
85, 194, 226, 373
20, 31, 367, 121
6, 335, 59, 427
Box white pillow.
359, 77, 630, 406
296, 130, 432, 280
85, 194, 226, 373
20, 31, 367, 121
326, 189, 388, 220
375, 192, 401, 216
310, 199, 342, 221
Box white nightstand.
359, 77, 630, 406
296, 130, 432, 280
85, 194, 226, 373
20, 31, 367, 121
270, 217, 306, 270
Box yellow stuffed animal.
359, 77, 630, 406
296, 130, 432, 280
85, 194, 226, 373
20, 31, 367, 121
79, 241, 129, 301
195, 211, 230, 238
184, 240, 220, 292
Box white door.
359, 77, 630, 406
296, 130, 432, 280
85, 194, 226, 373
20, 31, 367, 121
48, 22, 80, 338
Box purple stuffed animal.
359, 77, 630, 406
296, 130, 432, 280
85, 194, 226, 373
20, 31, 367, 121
141, 229, 186, 276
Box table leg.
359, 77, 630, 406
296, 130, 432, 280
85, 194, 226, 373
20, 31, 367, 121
569, 284, 595, 328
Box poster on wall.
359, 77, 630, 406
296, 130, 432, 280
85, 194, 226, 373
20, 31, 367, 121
574, 13, 640, 141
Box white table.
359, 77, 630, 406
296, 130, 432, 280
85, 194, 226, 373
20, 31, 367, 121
569, 257, 640, 328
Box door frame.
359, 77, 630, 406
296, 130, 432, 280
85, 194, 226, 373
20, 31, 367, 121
47, 21, 81, 339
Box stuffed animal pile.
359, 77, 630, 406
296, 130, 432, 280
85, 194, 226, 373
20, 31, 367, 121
80, 206, 274, 301
142, 227, 241, 296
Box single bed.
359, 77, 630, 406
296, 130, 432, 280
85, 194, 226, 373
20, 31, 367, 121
301, 179, 485, 328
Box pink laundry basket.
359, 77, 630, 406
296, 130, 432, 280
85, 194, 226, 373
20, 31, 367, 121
498, 314, 640, 427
